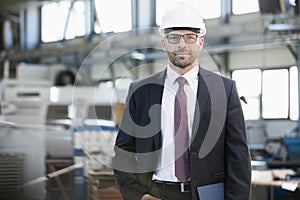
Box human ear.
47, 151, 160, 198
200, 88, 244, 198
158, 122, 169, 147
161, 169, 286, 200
198, 37, 205, 47
162, 39, 167, 50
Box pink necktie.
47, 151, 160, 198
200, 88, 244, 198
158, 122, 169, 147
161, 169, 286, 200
174, 77, 190, 182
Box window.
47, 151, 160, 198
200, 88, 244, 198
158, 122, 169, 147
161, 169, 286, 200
262, 69, 289, 119
94, 0, 132, 33
156, 0, 221, 26
232, 0, 259, 15
41, 1, 86, 42
232, 69, 261, 120
232, 67, 297, 121
290, 66, 299, 120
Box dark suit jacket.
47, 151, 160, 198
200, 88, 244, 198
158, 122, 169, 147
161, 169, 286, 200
113, 67, 251, 200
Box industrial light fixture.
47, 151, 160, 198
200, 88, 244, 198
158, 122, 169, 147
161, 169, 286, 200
130, 50, 146, 60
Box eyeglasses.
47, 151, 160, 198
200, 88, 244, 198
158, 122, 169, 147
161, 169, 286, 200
165, 34, 199, 44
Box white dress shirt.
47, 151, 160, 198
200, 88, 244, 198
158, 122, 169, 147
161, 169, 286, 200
153, 64, 199, 182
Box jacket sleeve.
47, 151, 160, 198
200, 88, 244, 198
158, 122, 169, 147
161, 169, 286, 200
225, 81, 252, 200
112, 83, 148, 200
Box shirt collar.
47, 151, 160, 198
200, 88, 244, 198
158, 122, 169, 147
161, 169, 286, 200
166, 64, 199, 85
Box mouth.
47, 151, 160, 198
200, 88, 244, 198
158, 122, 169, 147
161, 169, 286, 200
175, 54, 190, 59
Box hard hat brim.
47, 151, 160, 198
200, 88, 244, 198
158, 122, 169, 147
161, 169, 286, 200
159, 27, 206, 37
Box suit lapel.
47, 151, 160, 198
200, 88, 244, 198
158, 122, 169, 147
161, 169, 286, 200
191, 67, 212, 140
149, 70, 166, 150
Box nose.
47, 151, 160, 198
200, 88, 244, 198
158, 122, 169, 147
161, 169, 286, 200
178, 36, 187, 46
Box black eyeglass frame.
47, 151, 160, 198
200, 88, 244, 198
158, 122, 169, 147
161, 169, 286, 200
165, 33, 200, 44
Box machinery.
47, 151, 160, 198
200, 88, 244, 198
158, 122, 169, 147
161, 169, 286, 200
0, 63, 130, 199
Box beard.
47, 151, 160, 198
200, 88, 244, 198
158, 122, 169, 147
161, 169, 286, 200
167, 50, 197, 69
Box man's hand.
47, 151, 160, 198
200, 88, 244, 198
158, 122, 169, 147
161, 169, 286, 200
140, 194, 161, 200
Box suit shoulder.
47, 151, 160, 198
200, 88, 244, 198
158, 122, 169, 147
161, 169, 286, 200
201, 67, 234, 84
130, 70, 165, 87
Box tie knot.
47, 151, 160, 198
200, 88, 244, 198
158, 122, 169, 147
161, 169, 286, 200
176, 77, 187, 88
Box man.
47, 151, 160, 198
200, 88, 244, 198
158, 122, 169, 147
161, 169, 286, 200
113, 2, 251, 200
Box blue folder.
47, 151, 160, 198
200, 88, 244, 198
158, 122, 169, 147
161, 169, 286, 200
197, 182, 224, 200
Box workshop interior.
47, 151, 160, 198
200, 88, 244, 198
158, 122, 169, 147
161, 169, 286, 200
1, 0, 300, 199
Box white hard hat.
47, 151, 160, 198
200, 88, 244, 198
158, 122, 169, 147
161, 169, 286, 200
159, 2, 206, 37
